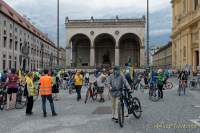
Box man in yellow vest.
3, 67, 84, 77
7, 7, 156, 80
40, 69, 57, 117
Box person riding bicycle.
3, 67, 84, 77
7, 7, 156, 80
108, 66, 131, 123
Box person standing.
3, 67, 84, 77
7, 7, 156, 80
108, 66, 131, 122
157, 69, 165, 99
6, 69, 19, 110
39, 70, 57, 117
96, 70, 107, 102
52, 72, 60, 101
74, 70, 83, 101
25, 72, 35, 115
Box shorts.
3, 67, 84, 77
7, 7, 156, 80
7, 88, 18, 94
97, 87, 104, 94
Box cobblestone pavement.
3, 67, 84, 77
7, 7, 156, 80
1, 78, 200, 133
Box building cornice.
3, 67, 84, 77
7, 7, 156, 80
65, 17, 145, 28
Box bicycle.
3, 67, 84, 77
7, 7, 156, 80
189, 77, 199, 89
0, 84, 7, 110
148, 83, 161, 102
178, 80, 187, 96
118, 87, 142, 128
84, 82, 98, 104
15, 85, 27, 109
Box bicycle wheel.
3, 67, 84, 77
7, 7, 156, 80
15, 90, 27, 109
149, 89, 160, 102
15, 97, 27, 109
165, 82, 173, 89
131, 97, 142, 119
118, 100, 124, 128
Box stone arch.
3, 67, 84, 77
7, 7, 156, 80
118, 33, 141, 67
70, 33, 91, 67
94, 33, 116, 67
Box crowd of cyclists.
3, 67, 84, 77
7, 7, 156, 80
0, 64, 194, 121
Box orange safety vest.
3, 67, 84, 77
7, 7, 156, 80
39, 75, 52, 96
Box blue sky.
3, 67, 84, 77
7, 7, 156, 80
5, 0, 172, 48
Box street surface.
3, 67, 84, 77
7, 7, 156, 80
1, 78, 200, 133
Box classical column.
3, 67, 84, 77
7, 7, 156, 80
115, 47, 119, 66
90, 47, 95, 66
140, 47, 145, 67
199, 27, 200, 67
187, 32, 192, 65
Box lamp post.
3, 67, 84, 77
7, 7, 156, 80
57, 0, 60, 66
147, 0, 150, 66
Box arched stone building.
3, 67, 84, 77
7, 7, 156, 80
65, 16, 146, 68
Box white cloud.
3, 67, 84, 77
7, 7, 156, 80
150, 29, 171, 36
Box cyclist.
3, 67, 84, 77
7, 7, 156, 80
6, 69, 19, 110
108, 66, 131, 123
52, 72, 60, 101
96, 70, 107, 102
178, 70, 187, 95
157, 69, 165, 99
149, 69, 157, 89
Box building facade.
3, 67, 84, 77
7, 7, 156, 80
0, 0, 58, 72
171, 0, 200, 71
152, 42, 172, 69
65, 16, 145, 68
59, 47, 66, 69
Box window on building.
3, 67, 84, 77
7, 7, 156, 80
9, 56, 12, 69
10, 24, 12, 29
15, 42, 18, 51
194, 0, 199, 10
15, 27, 17, 32
2, 54, 6, 70
20, 43, 22, 51
4, 20, 6, 26
2, 36, 5, 48
9, 39, 12, 49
